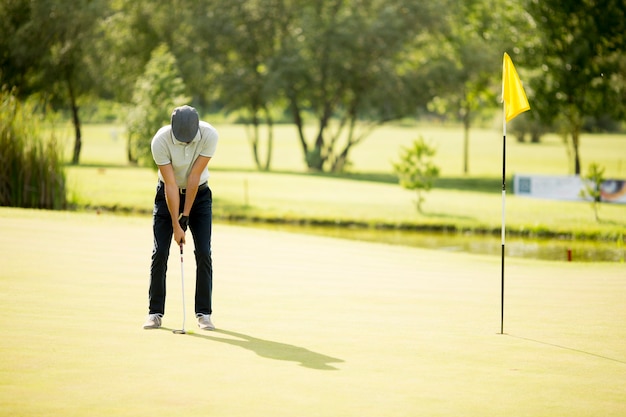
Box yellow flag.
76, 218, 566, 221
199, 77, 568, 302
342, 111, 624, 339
502, 52, 530, 122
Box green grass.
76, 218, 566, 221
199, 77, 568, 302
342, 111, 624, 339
58, 122, 626, 176
1, 207, 625, 417
59, 123, 626, 240
55, 123, 128, 166
66, 165, 157, 211
5, 122, 620, 416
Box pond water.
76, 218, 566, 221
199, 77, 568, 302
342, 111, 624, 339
233, 222, 625, 263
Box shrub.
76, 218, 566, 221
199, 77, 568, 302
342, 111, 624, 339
579, 162, 605, 222
393, 136, 440, 213
0, 88, 67, 209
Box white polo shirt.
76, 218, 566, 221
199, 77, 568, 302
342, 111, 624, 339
151, 121, 218, 188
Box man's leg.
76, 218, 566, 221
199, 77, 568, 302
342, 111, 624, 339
189, 186, 213, 316
149, 183, 173, 316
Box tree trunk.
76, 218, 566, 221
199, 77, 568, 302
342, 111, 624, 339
127, 135, 137, 164
287, 91, 309, 166
463, 105, 470, 175
331, 111, 358, 172
67, 78, 82, 165
531, 132, 541, 143
246, 108, 275, 172
262, 106, 273, 172
572, 129, 581, 175
250, 113, 261, 170
310, 122, 328, 171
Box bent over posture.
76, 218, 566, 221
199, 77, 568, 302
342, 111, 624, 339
143, 105, 219, 331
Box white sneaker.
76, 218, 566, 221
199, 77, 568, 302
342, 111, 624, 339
143, 314, 162, 329
197, 314, 215, 331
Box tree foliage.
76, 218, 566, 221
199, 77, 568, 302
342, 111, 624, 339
0, 0, 109, 164
1, 0, 625, 174
208, 0, 294, 171
524, 0, 626, 174
579, 162, 605, 222
393, 137, 440, 213
279, 0, 447, 172
417, 0, 534, 174
126, 44, 189, 166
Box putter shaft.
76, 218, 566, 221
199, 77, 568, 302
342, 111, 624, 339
178, 242, 186, 333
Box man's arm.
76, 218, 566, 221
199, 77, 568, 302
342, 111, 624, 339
158, 163, 186, 245
181, 155, 212, 216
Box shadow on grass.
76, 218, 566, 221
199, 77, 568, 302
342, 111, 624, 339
163, 328, 344, 370
210, 167, 505, 194
597, 218, 626, 228
508, 334, 626, 365
308, 171, 505, 194
420, 210, 476, 223
64, 162, 144, 169
433, 176, 505, 194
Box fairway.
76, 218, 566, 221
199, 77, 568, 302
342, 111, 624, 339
62, 123, 626, 240
0, 208, 625, 417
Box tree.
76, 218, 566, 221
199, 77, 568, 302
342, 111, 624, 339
90, 0, 160, 104
277, 0, 446, 172
416, 0, 534, 174
208, 0, 295, 171
0, 0, 110, 165
579, 162, 605, 222
126, 44, 190, 166
0, 0, 47, 93
524, 0, 626, 175
95, 0, 222, 111
393, 137, 440, 213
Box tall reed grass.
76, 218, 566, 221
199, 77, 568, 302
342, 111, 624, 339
0, 88, 66, 209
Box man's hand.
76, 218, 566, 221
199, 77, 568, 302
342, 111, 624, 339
178, 214, 189, 232
174, 224, 186, 245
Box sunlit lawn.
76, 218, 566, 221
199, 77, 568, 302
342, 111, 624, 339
4, 121, 622, 417
59, 121, 625, 238
1, 208, 624, 417
57, 121, 626, 177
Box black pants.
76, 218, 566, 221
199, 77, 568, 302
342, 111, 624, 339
148, 181, 213, 316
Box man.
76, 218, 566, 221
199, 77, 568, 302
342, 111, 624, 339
143, 105, 218, 331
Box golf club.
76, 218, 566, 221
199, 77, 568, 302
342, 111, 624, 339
173, 242, 186, 334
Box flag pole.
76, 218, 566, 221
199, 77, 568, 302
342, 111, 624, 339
500, 52, 530, 335
500, 106, 507, 335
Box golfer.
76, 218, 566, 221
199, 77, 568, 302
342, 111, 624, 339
143, 105, 218, 331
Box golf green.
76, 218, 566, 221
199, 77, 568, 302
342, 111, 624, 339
0, 208, 624, 417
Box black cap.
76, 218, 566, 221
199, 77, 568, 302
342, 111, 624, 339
171, 105, 199, 143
